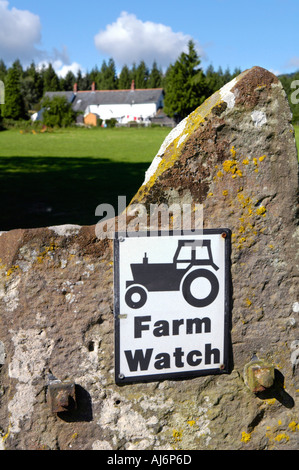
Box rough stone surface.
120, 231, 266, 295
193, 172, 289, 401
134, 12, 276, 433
0, 67, 298, 450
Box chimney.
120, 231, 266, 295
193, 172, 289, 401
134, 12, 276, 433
131, 80, 135, 91
92, 81, 96, 92
73, 82, 78, 93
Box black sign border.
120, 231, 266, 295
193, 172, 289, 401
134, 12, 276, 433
114, 229, 231, 385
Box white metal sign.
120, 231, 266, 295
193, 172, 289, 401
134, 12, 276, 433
114, 230, 231, 384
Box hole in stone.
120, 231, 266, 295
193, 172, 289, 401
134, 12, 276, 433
88, 341, 95, 352
115, 399, 121, 405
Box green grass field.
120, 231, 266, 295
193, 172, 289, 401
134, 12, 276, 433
0, 127, 170, 230
0, 125, 298, 231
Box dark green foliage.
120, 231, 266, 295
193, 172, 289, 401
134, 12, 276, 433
61, 71, 76, 91
118, 65, 132, 89
23, 62, 44, 108
148, 61, 163, 88
105, 118, 117, 128
135, 61, 149, 89
0, 60, 7, 83
164, 40, 208, 119
43, 63, 60, 92
2, 63, 26, 120
76, 69, 90, 91
99, 59, 118, 90
42, 95, 76, 127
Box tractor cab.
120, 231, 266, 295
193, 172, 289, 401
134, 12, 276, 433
173, 239, 219, 271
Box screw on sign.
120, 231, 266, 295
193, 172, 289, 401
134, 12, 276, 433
114, 230, 231, 383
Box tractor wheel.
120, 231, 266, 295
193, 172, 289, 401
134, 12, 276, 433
182, 269, 219, 308
125, 285, 147, 309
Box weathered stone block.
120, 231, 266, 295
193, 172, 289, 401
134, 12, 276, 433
0, 67, 298, 450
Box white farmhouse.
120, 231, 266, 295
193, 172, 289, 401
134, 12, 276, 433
40, 81, 165, 126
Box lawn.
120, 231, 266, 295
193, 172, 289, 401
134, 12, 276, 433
0, 125, 298, 232
0, 126, 170, 231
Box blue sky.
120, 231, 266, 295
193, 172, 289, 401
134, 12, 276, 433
0, 0, 298, 77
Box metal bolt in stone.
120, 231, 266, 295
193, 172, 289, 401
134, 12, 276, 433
47, 377, 76, 413
244, 358, 275, 393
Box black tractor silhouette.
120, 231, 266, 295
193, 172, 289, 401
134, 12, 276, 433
125, 239, 219, 309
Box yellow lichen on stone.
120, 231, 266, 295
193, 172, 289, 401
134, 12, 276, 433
6, 265, 19, 277
172, 429, 183, 442
288, 421, 299, 432
223, 159, 237, 174
256, 206, 267, 217
187, 420, 196, 427
241, 431, 251, 443
274, 433, 289, 442
36, 243, 57, 264
230, 146, 237, 158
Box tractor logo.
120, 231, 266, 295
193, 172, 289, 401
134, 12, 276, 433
125, 239, 219, 309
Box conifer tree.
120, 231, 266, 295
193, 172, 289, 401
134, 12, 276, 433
100, 59, 118, 89
2, 63, 26, 119
0, 59, 7, 83
43, 63, 60, 92
61, 70, 76, 91
135, 60, 149, 89
148, 61, 163, 88
118, 65, 131, 89
164, 40, 208, 120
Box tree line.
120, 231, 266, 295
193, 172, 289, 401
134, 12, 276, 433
0, 40, 298, 125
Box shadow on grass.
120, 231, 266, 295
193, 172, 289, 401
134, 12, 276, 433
0, 156, 149, 231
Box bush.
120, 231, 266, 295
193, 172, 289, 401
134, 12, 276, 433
42, 95, 76, 128
105, 118, 117, 128
127, 120, 138, 127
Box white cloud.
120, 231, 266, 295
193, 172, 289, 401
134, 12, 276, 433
0, 2, 84, 79
0, 0, 42, 63
55, 62, 84, 78
94, 11, 204, 69
36, 59, 84, 78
